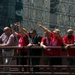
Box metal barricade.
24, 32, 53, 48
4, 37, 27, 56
0, 46, 75, 75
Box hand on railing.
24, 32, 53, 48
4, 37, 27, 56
27, 43, 33, 48
64, 44, 71, 49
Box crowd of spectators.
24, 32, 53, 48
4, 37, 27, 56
0, 22, 75, 75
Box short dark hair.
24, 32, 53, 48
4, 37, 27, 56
30, 29, 37, 33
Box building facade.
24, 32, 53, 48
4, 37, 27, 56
22, 0, 50, 36
0, 0, 16, 35
0, 0, 75, 36
22, 0, 75, 36
0, 0, 23, 35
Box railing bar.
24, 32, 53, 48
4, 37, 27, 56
0, 56, 75, 57
0, 46, 75, 75
0, 46, 75, 49
0, 65, 75, 68
0, 72, 73, 74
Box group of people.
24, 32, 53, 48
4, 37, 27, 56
0, 22, 75, 75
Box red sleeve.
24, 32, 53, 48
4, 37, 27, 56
51, 32, 54, 38
63, 36, 67, 44
23, 34, 28, 40
60, 37, 63, 45
41, 38, 45, 44
25, 34, 28, 38
17, 33, 21, 39
23, 34, 29, 45
74, 35, 75, 42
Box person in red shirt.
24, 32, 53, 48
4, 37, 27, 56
63, 28, 75, 65
37, 23, 53, 65
37, 24, 63, 71
11, 22, 29, 74
40, 31, 52, 65
50, 30, 63, 65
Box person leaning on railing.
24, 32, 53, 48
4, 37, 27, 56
36, 23, 53, 67
10, 22, 29, 75
40, 31, 53, 71
0, 26, 15, 75
37, 24, 64, 71
63, 28, 75, 66
27, 29, 42, 75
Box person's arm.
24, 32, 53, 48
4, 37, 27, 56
10, 24, 18, 37
40, 42, 47, 49
40, 38, 47, 49
63, 36, 75, 49
0, 33, 4, 41
36, 23, 51, 33
0, 34, 14, 46
16, 22, 28, 36
27, 43, 33, 47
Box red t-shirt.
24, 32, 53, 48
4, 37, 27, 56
51, 36, 63, 56
41, 32, 63, 56
63, 35, 75, 56
41, 37, 52, 56
17, 34, 29, 53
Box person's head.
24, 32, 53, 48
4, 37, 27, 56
53, 28, 60, 38
54, 28, 60, 34
44, 31, 51, 38
67, 28, 73, 38
3, 27, 11, 36
29, 29, 37, 38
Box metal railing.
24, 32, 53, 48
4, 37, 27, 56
0, 46, 75, 75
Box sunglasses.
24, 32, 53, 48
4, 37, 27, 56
4, 29, 9, 32
67, 32, 73, 34
30, 32, 34, 34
